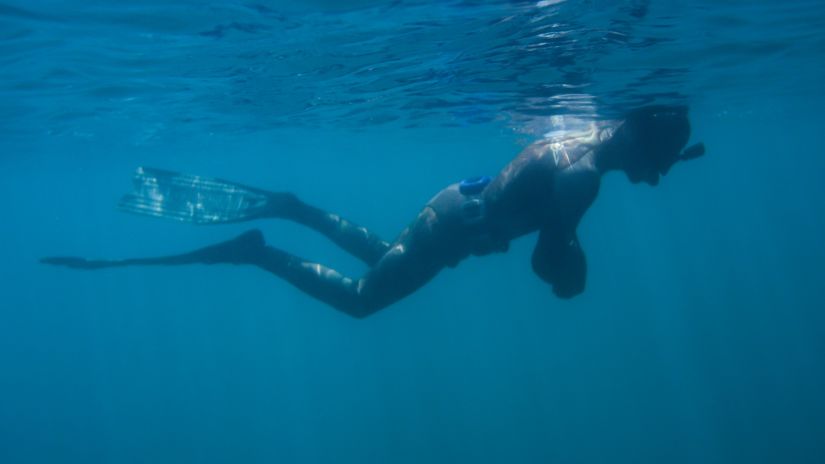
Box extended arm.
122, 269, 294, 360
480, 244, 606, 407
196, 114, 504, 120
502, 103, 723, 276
530, 165, 599, 299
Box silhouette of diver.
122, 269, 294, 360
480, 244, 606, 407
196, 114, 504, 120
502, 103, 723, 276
42, 106, 705, 318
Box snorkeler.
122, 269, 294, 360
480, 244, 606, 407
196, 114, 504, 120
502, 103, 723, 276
42, 105, 705, 319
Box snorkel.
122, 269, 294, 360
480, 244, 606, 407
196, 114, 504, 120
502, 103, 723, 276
659, 142, 706, 175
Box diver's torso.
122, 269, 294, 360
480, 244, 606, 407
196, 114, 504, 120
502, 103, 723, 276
423, 166, 562, 267
424, 183, 510, 267
483, 152, 558, 241
484, 120, 615, 241
421, 121, 612, 268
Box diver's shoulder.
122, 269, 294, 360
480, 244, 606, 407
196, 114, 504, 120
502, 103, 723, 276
542, 119, 620, 170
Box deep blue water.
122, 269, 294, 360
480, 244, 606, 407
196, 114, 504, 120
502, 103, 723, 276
2, 1, 825, 463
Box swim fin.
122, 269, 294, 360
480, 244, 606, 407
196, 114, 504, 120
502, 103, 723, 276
41, 229, 268, 269
118, 167, 276, 224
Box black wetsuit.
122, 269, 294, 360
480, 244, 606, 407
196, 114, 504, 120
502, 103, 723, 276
44, 106, 698, 319
42, 136, 602, 319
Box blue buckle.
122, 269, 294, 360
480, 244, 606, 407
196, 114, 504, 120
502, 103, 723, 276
459, 176, 492, 196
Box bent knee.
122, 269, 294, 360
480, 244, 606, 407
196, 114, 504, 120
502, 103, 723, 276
349, 307, 379, 319
345, 280, 391, 319
345, 299, 386, 319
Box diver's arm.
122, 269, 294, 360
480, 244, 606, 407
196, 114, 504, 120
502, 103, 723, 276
530, 166, 598, 298
531, 229, 586, 298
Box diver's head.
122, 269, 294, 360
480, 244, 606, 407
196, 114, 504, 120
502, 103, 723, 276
613, 105, 703, 186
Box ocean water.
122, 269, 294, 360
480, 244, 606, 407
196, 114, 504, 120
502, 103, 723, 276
2, 0, 824, 463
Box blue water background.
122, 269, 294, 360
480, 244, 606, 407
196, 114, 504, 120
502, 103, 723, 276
2, 1, 824, 462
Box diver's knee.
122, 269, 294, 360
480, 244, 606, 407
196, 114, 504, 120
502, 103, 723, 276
348, 281, 387, 319
349, 296, 385, 319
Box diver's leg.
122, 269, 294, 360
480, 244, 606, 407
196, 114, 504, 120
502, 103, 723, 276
42, 229, 441, 319
238, 205, 445, 318
252, 235, 444, 319
275, 195, 390, 267
252, 207, 446, 318
43, 203, 447, 318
